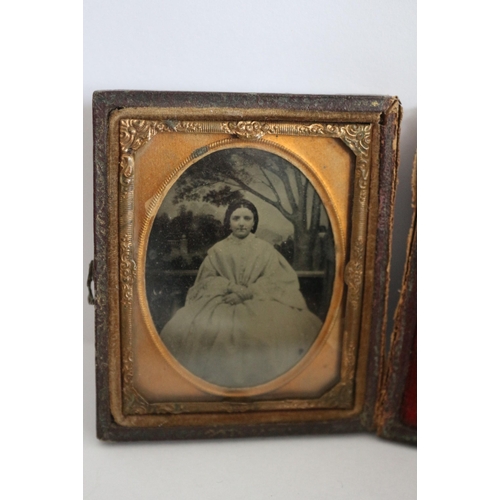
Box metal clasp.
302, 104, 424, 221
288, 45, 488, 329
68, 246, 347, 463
87, 260, 95, 305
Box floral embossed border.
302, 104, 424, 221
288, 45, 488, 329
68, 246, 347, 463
117, 119, 372, 415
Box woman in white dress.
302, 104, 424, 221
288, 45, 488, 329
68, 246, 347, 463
160, 199, 323, 388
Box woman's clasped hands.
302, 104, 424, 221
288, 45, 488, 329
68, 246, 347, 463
223, 282, 253, 305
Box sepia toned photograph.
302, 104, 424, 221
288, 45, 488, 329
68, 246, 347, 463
145, 147, 335, 388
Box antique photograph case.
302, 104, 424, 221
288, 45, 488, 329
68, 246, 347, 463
92, 91, 401, 441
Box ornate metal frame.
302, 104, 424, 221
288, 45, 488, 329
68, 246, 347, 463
92, 92, 401, 440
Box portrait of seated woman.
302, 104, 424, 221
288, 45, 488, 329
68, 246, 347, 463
159, 199, 324, 388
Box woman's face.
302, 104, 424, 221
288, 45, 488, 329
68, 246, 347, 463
229, 207, 254, 239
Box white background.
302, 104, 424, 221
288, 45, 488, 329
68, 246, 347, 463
5, 1, 499, 499
82, 1, 416, 499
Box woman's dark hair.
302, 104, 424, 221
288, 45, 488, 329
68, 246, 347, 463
223, 199, 259, 234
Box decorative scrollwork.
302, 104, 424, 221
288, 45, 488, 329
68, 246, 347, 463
356, 159, 370, 206
340, 125, 371, 207
296, 123, 329, 135
116, 117, 373, 414
120, 119, 169, 152
119, 154, 134, 198
339, 125, 371, 157
120, 234, 136, 306
221, 121, 278, 139
345, 238, 364, 307
119, 119, 372, 154
119, 150, 136, 307
123, 383, 150, 415
173, 121, 206, 134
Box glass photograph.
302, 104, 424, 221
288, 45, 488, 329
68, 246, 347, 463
145, 147, 335, 389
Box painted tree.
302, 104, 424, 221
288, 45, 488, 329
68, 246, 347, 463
172, 148, 330, 270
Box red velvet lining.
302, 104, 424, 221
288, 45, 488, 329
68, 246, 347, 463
400, 331, 417, 427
